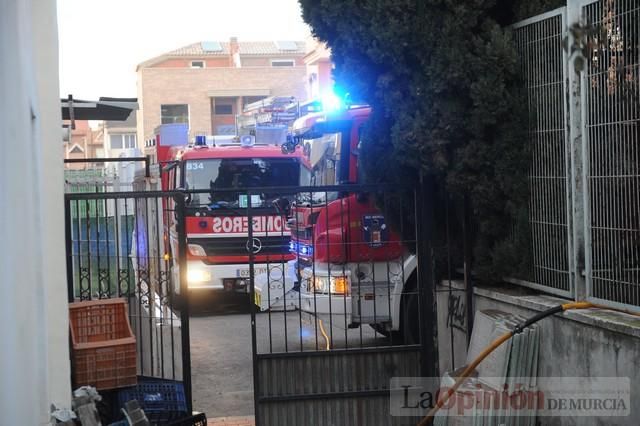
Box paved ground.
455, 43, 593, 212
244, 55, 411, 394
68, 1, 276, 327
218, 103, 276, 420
189, 293, 255, 419
208, 415, 255, 425
254, 307, 386, 353
189, 292, 392, 419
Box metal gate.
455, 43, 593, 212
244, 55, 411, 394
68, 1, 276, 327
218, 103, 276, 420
241, 183, 433, 426
581, 0, 640, 310
511, 7, 573, 298
64, 189, 192, 411
509, 0, 640, 311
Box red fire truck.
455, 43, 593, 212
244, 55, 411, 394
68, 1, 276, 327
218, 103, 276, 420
256, 103, 420, 342
147, 110, 311, 296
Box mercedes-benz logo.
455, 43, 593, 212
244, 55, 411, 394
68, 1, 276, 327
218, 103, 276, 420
246, 237, 262, 254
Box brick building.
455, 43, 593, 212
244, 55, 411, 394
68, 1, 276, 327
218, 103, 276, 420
63, 119, 104, 169
303, 37, 333, 100
136, 38, 307, 142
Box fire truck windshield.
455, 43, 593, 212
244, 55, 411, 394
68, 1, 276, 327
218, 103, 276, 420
292, 132, 342, 205
184, 158, 309, 207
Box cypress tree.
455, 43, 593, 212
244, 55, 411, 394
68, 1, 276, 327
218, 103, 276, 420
298, 0, 557, 279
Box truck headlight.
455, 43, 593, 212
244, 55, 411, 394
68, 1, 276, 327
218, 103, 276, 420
187, 269, 211, 283
313, 276, 349, 295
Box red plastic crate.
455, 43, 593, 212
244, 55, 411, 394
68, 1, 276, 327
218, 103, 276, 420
69, 298, 137, 390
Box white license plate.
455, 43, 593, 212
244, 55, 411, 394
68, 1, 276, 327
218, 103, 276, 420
237, 268, 267, 278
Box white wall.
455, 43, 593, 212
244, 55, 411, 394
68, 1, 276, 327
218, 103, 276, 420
0, 0, 71, 424
34, 0, 72, 412
436, 282, 640, 425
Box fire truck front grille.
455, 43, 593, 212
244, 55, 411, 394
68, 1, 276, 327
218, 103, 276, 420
189, 236, 291, 257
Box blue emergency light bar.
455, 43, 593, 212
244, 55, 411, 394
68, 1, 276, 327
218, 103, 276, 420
289, 240, 314, 257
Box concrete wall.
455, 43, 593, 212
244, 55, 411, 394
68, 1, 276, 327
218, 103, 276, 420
436, 284, 469, 375
0, 0, 71, 424
137, 66, 307, 142
436, 282, 640, 425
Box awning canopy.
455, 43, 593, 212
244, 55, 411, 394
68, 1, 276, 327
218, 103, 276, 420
61, 97, 138, 121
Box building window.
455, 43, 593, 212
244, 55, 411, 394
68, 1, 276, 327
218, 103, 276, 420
214, 98, 234, 115
191, 60, 205, 68
271, 59, 295, 67
161, 104, 189, 124
110, 134, 136, 149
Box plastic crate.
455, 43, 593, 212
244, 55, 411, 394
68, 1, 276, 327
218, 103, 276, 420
117, 378, 188, 423
69, 298, 137, 390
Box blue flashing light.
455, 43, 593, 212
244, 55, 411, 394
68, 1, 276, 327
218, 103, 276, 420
321, 91, 343, 113
290, 240, 314, 257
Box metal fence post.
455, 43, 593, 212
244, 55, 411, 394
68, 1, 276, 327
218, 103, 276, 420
415, 174, 439, 379
567, 0, 588, 301
462, 194, 474, 343
247, 189, 261, 426
174, 193, 193, 413
65, 196, 75, 303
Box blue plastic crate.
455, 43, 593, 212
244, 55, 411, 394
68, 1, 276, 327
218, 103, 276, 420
117, 378, 187, 422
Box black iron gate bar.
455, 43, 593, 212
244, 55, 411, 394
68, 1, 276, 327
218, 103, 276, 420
64, 189, 192, 413
237, 183, 425, 348
415, 176, 439, 379
236, 182, 437, 425
64, 189, 183, 299
62, 183, 440, 423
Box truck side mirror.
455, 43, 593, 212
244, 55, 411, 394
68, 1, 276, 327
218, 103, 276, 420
176, 187, 192, 205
